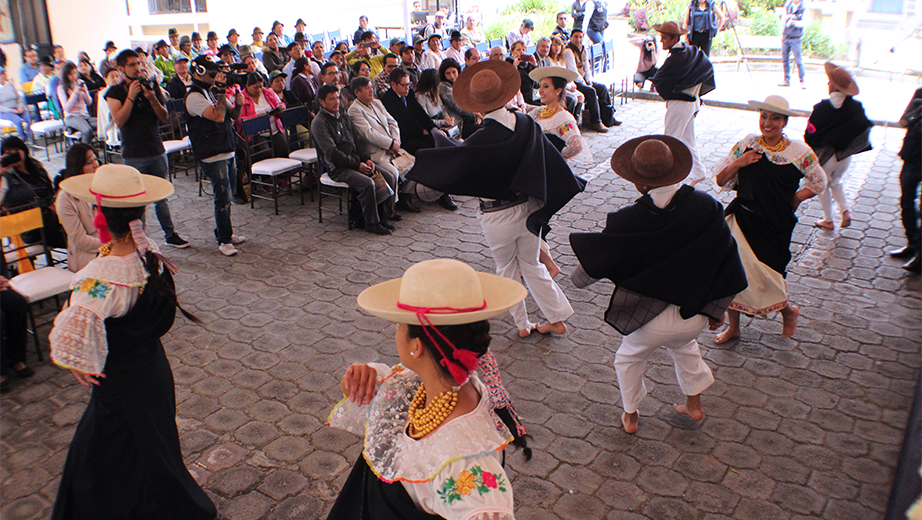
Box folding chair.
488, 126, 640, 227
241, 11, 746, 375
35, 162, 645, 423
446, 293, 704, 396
243, 114, 304, 214
489, 38, 503, 49
313, 146, 353, 229
475, 41, 488, 53
25, 92, 64, 161
1, 206, 75, 360
160, 99, 194, 180
282, 106, 317, 201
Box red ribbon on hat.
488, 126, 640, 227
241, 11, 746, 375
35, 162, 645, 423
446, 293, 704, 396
397, 301, 487, 386
89, 188, 147, 244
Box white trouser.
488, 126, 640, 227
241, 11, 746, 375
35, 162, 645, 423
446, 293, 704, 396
614, 305, 714, 414
817, 155, 852, 221
478, 199, 574, 330
664, 99, 705, 184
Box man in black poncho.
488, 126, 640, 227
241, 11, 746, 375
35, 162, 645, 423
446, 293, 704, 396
650, 21, 715, 186
406, 60, 585, 338
569, 135, 747, 434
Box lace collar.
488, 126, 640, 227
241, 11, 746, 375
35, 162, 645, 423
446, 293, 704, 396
72, 253, 148, 289
740, 133, 815, 169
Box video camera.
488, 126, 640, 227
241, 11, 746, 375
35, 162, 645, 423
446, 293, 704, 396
214, 62, 249, 88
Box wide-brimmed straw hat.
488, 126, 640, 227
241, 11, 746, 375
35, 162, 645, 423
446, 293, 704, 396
59, 164, 174, 208
652, 21, 688, 36
824, 61, 859, 96
453, 60, 521, 113
357, 259, 527, 325
747, 95, 801, 117
610, 135, 692, 187
529, 65, 578, 84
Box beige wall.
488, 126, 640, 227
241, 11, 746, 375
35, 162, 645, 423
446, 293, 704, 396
47, 0, 131, 63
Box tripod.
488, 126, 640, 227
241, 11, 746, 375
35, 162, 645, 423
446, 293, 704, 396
721, 0, 753, 79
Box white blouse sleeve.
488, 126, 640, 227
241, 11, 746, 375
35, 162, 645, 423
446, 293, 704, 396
714, 138, 749, 192
403, 452, 514, 520
327, 362, 395, 434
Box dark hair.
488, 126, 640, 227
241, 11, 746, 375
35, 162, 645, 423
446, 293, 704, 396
399, 44, 413, 56
320, 61, 338, 76
60, 60, 78, 92
510, 40, 526, 52
1, 136, 47, 180
99, 206, 200, 323
383, 52, 398, 64
350, 59, 370, 76
293, 57, 310, 76
58, 143, 96, 189
246, 72, 263, 86
556, 10, 568, 17
287, 42, 300, 52
464, 48, 478, 61
335, 42, 350, 52
438, 58, 461, 82
406, 321, 532, 459
415, 68, 439, 98
318, 83, 339, 102
361, 30, 375, 41
191, 32, 201, 41
115, 49, 139, 67
546, 76, 568, 102
350, 76, 371, 93
389, 66, 409, 85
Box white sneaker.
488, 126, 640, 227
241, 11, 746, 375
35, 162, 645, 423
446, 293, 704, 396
231, 234, 247, 245
219, 243, 238, 256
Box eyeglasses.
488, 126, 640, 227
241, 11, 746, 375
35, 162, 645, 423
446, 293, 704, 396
397, 81, 410, 87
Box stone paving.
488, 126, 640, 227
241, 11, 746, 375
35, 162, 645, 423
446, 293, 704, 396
1, 98, 919, 520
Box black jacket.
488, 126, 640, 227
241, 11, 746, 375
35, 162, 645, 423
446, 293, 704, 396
380, 88, 436, 145
310, 108, 370, 173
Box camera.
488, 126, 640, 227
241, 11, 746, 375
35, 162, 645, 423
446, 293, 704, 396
1, 152, 20, 168
214, 63, 248, 88
138, 77, 157, 90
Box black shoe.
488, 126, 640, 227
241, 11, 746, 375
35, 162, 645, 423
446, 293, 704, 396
610, 119, 622, 127
380, 220, 397, 231
395, 196, 422, 213
438, 194, 458, 211
10, 363, 34, 378
366, 223, 392, 235
166, 234, 191, 249
0, 377, 9, 394
388, 212, 403, 222
889, 246, 916, 259
904, 254, 921, 274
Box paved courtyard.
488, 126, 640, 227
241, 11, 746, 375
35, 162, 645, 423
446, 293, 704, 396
1, 98, 919, 520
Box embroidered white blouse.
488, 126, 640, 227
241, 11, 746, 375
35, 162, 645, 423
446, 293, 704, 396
527, 107, 593, 164
49, 253, 147, 375
328, 363, 515, 520
714, 133, 828, 194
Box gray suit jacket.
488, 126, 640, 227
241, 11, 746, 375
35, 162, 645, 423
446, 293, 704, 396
348, 97, 400, 154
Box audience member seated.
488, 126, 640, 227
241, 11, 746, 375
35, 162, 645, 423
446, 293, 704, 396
239, 73, 287, 157
179, 35, 193, 60
0, 136, 65, 248
334, 42, 350, 54
0, 273, 33, 394
314, 62, 350, 117
203, 31, 221, 57
415, 69, 457, 137
241, 53, 268, 87
508, 41, 539, 105
136, 47, 164, 85
563, 29, 619, 132
373, 53, 399, 97
420, 34, 445, 70
169, 27, 184, 58
290, 58, 317, 108
18, 47, 40, 87
464, 48, 482, 69
58, 61, 97, 143
387, 38, 405, 58
488, 47, 529, 112
347, 76, 421, 214
190, 32, 204, 58
97, 67, 122, 147
346, 32, 387, 77
438, 58, 480, 138
460, 16, 486, 47
269, 70, 300, 108
552, 11, 571, 40
507, 18, 534, 49
350, 60, 372, 82
398, 45, 420, 88
226, 29, 243, 59
423, 11, 449, 39
165, 56, 191, 99
153, 40, 175, 80
77, 58, 106, 90
99, 41, 118, 77
54, 143, 100, 272
445, 31, 465, 64
380, 67, 437, 155
250, 28, 264, 58
328, 52, 352, 88
262, 33, 284, 73
0, 68, 32, 141
218, 45, 237, 68
281, 43, 304, 89
311, 84, 398, 236
28, 56, 53, 95
309, 41, 325, 76
412, 35, 426, 65
270, 20, 291, 47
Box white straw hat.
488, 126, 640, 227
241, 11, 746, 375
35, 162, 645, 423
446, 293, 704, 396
59, 164, 174, 208
747, 95, 802, 117
529, 66, 578, 84
357, 259, 527, 325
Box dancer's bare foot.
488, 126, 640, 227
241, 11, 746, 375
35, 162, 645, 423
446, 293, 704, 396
622, 411, 638, 434
537, 321, 567, 335
539, 248, 561, 279
813, 219, 834, 230
673, 394, 704, 421
840, 210, 851, 228
780, 304, 799, 338
714, 327, 740, 344
518, 323, 537, 338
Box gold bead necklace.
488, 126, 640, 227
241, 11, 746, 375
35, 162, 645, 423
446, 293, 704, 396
98, 235, 134, 257
540, 104, 560, 119
757, 134, 788, 153
407, 383, 459, 439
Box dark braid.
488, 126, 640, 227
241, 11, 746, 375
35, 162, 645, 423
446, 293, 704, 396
99, 207, 200, 323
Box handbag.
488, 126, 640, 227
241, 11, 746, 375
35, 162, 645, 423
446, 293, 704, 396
390, 150, 416, 175
370, 169, 394, 204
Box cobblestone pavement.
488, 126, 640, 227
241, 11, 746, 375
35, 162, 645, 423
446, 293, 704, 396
1, 98, 919, 520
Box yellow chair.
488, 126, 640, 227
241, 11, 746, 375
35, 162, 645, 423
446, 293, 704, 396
1, 207, 74, 360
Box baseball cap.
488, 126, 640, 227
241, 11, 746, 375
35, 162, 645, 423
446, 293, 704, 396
268, 70, 288, 81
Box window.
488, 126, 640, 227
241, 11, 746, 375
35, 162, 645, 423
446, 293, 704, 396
148, 0, 206, 14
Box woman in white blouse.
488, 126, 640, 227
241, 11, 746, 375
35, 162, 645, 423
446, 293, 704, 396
54, 143, 101, 272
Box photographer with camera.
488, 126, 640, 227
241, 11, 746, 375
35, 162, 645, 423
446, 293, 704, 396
186, 56, 247, 256
105, 49, 189, 249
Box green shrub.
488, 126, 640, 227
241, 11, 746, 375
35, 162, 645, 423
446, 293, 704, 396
711, 30, 738, 55
748, 7, 780, 35
803, 20, 838, 58
502, 0, 566, 14
485, 12, 558, 41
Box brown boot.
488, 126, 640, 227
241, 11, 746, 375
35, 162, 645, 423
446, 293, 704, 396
589, 122, 609, 133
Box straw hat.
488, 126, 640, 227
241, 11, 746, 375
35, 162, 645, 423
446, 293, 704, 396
610, 135, 692, 187
357, 259, 527, 325
652, 21, 688, 36
824, 61, 859, 96
529, 65, 578, 84
59, 164, 174, 208
747, 95, 801, 117
453, 60, 521, 113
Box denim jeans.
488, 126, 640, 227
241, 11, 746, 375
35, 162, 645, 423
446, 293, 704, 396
122, 153, 176, 239
64, 115, 97, 143
2, 111, 32, 141
900, 161, 921, 250
781, 36, 804, 84
586, 28, 603, 44
199, 158, 235, 244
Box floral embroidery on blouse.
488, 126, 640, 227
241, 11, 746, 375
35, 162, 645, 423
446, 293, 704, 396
556, 121, 577, 136
74, 279, 113, 299
715, 134, 828, 195
437, 465, 508, 505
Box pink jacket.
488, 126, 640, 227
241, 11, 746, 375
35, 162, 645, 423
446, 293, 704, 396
238, 87, 284, 133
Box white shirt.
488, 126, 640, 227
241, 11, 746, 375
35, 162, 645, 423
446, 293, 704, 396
282, 59, 297, 89
445, 46, 465, 65
506, 29, 531, 50
484, 107, 515, 131
648, 182, 683, 209
421, 49, 445, 70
